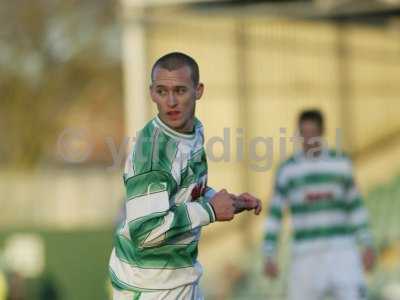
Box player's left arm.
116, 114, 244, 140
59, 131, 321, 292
345, 161, 375, 271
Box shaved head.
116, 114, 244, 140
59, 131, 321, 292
151, 52, 200, 86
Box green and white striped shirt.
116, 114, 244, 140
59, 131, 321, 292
109, 116, 216, 291
264, 150, 372, 258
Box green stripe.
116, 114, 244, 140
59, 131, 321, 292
282, 173, 352, 195
133, 291, 142, 300
348, 198, 363, 211
165, 205, 192, 240
132, 123, 179, 175
115, 233, 197, 269
264, 233, 278, 242
294, 224, 368, 241
125, 170, 176, 200
181, 150, 207, 188
131, 122, 156, 174
269, 206, 283, 219
290, 198, 362, 214
353, 222, 369, 231
198, 199, 215, 222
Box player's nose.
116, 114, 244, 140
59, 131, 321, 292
166, 92, 178, 107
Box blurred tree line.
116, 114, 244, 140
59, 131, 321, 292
0, 0, 123, 169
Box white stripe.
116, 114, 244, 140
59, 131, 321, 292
142, 212, 175, 247
174, 184, 195, 205
170, 142, 185, 186
263, 243, 277, 257
293, 236, 356, 255
347, 186, 361, 200
126, 191, 169, 223
291, 210, 349, 231
264, 217, 281, 233
168, 228, 201, 245
186, 202, 211, 228
279, 159, 352, 188
124, 148, 135, 180
110, 249, 202, 290
112, 288, 137, 300
271, 193, 285, 206
349, 208, 368, 226
120, 220, 131, 241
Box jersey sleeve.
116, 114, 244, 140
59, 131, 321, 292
263, 167, 286, 259
124, 170, 215, 249
345, 162, 373, 247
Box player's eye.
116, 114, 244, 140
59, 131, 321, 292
176, 87, 187, 95
156, 89, 167, 96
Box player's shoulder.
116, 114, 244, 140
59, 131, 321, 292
194, 117, 204, 130
274, 155, 297, 178
131, 119, 179, 175
326, 148, 352, 163
278, 155, 297, 170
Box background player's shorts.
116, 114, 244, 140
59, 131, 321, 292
113, 282, 203, 300
288, 246, 366, 300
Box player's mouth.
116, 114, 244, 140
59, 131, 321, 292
167, 111, 181, 120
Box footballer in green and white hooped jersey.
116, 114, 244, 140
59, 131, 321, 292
109, 116, 213, 299
263, 110, 375, 300
109, 53, 262, 300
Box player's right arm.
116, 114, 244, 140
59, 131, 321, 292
124, 170, 235, 249
263, 168, 286, 278
124, 169, 214, 249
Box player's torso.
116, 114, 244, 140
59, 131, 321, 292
280, 153, 354, 245
282, 156, 352, 207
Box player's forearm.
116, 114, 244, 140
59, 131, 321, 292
347, 199, 373, 246
263, 209, 282, 258
129, 199, 215, 248
263, 237, 278, 260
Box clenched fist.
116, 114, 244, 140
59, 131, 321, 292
209, 189, 235, 221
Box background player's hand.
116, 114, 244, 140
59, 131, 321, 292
362, 247, 376, 272
209, 189, 235, 221
233, 193, 262, 215
264, 259, 279, 279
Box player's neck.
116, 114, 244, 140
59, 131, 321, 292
155, 115, 196, 137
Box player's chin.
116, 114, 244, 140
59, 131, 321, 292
165, 118, 184, 130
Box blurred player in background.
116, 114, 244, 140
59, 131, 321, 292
109, 52, 262, 300
263, 109, 375, 300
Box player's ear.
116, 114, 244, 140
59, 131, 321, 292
149, 84, 156, 103
195, 83, 204, 100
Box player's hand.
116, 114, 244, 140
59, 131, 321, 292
362, 247, 376, 272
209, 189, 235, 222
233, 193, 262, 215
264, 259, 279, 279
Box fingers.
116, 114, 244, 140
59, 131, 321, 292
239, 193, 259, 205
228, 193, 238, 200
254, 199, 262, 215
238, 193, 262, 214
215, 190, 262, 217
